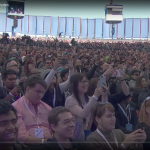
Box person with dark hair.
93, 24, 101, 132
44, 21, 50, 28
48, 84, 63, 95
0, 101, 30, 150
42, 59, 74, 108
58, 68, 69, 84
128, 70, 140, 96
37, 106, 88, 150
39, 57, 53, 71
4, 58, 25, 84
65, 73, 106, 140
87, 102, 146, 150
131, 76, 147, 110
0, 70, 23, 103
12, 75, 52, 145
23, 59, 35, 77
81, 68, 89, 77
0, 50, 5, 67
138, 80, 150, 109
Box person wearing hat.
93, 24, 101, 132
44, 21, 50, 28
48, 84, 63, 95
57, 68, 69, 84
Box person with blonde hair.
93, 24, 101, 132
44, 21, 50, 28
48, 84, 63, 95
136, 97, 150, 150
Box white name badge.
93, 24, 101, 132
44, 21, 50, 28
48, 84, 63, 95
34, 128, 44, 138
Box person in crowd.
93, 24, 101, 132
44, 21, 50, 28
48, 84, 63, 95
4, 58, 25, 85
28, 68, 41, 77
138, 81, 150, 109
0, 50, 5, 67
12, 75, 52, 145
87, 102, 146, 150
87, 68, 134, 132
57, 68, 69, 84
136, 96, 150, 150
131, 76, 148, 110
23, 59, 35, 77
35, 55, 43, 68
5, 59, 20, 75
0, 70, 23, 102
128, 70, 140, 96
65, 73, 107, 140
39, 57, 53, 72
75, 60, 82, 73
37, 106, 88, 150
115, 83, 138, 134
113, 70, 138, 134
42, 60, 74, 108
0, 100, 30, 150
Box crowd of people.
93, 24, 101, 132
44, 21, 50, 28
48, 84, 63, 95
1, 35, 150, 150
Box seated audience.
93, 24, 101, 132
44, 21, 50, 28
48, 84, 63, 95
37, 106, 88, 150
87, 102, 146, 150
0, 101, 30, 150
12, 75, 52, 145
65, 73, 106, 140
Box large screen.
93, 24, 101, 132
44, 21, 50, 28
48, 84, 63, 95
7, 0, 25, 14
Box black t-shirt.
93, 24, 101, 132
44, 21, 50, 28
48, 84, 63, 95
108, 92, 131, 108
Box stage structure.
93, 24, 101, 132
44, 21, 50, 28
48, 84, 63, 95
6, 0, 25, 36
105, 0, 123, 39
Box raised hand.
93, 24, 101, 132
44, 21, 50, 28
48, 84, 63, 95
122, 129, 147, 148
103, 65, 114, 77
53, 58, 61, 71
94, 87, 102, 98
67, 59, 74, 70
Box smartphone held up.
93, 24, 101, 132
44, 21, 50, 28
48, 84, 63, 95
99, 76, 106, 88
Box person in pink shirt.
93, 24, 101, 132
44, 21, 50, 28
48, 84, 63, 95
12, 75, 52, 145
12, 59, 62, 145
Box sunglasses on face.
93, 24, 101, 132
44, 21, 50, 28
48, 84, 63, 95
134, 74, 139, 76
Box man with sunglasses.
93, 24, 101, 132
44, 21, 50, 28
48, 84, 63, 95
37, 107, 87, 150
39, 57, 52, 72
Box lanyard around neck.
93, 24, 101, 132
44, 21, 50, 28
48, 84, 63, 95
118, 104, 131, 124
52, 88, 56, 108
23, 99, 39, 126
96, 129, 118, 150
